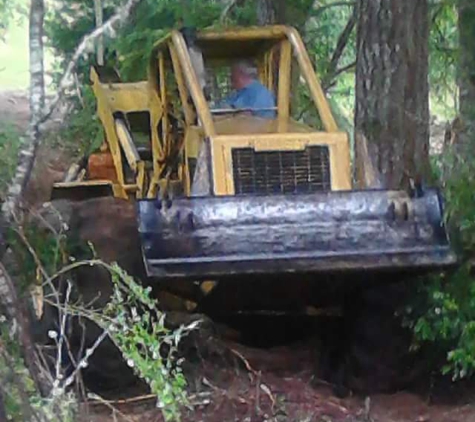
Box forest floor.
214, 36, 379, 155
1, 90, 475, 422
82, 337, 475, 422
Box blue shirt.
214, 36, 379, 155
219, 80, 276, 119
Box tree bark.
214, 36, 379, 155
29, 0, 45, 113
257, 0, 276, 25
354, 0, 431, 189
0, 1, 48, 396
94, 0, 104, 66
256, 0, 291, 25
458, 0, 475, 151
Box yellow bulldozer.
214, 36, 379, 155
47, 24, 459, 394
52, 25, 455, 310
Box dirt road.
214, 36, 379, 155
0, 89, 30, 130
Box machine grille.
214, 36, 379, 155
232, 146, 331, 195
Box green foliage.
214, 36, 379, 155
0, 0, 27, 34
0, 325, 37, 421
404, 155, 475, 380
443, 158, 475, 251
6, 204, 70, 296
429, 0, 458, 118
45, 0, 225, 83
54, 86, 104, 157
3, 228, 193, 421
310, 2, 356, 116
0, 124, 22, 199
0, 319, 79, 422
99, 263, 196, 421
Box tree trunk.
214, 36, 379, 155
1, 0, 45, 220
257, 0, 276, 25
354, 0, 431, 189
0, 263, 49, 396
94, 0, 104, 66
29, 0, 45, 113
256, 0, 289, 25
458, 0, 475, 151
0, 0, 48, 395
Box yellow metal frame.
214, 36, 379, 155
90, 68, 150, 199
54, 25, 352, 201
147, 26, 349, 196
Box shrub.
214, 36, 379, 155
404, 152, 475, 381
3, 212, 195, 421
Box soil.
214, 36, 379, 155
1, 91, 475, 422
81, 338, 475, 422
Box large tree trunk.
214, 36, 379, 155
354, 0, 431, 189
458, 0, 475, 151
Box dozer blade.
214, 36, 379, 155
137, 189, 456, 280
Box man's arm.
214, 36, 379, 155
213, 90, 240, 110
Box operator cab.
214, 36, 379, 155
179, 26, 327, 134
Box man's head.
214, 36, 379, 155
230, 60, 258, 90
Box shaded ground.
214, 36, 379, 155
82, 339, 475, 422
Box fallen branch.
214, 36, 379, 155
229, 347, 258, 377
86, 393, 156, 407
84, 394, 136, 422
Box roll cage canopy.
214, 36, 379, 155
148, 25, 339, 137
